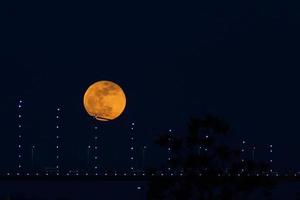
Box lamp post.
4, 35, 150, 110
130, 122, 135, 173
87, 145, 91, 171
32, 145, 35, 170
142, 145, 147, 171
56, 107, 61, 175
252, 146, 256, 161
17, 99, 23, 174
93, 125, 100, 174
167, 129, 173, 172
269, 144, 273, 173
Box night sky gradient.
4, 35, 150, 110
0, 1, 300, 198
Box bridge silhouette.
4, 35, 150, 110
0, 98, 297, 183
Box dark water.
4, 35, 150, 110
0, 181, 147, 200
0, 181, 299, 199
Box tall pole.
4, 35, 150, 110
31, 145, 35, 171
252, 146, 256, 161
17, 99, 24, 174
167, 129, 172, 172
130, 122, 135, 173
241, 140, 246, 173
142, 145, 147, 171
56, 106, 61, 175
87, 145, 91, 171
88, 122, 101, 175
94, 126, 99, 173
269, 144, 273, 173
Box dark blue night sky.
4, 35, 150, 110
0, 1, 300, 199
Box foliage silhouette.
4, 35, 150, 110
148, 114, 277, 200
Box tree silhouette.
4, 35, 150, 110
148, 114, 277, 200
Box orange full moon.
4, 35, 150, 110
83, 81, 126, 121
